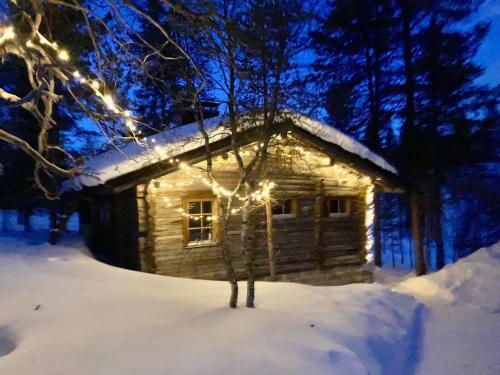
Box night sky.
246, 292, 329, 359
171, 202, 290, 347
474, 0, 500, 86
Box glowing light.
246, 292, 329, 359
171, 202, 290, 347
364, 182, 375, 262
91, 80, 100, 90
102, 94, 118, 113
72, 71, 81, 79
58, 50, 70, 61
0, 26, 15, 45
125, 119, 134, 130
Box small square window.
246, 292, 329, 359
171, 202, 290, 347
272, 199, 295, 218
328, 198, 350, 216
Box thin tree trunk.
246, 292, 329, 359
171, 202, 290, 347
220, 218, 239, 308
22, 207, 32, 232
410, 188, 426, 275
433, 184, 445, 269
423, 184, 433, 268
240, 190, 255, 308
374, 192, 382, 267
313, 180, 324, 268
265, 199, 276, 279
400, 0, 416, 137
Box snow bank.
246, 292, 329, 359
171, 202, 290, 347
0, 233, 419, 375
72, 112, 397, 188
395, 242, 500, 311
393, 242, 500, 375
2, 234, 499, 374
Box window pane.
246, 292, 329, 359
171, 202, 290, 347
330, 199, 339, 213
339, 199, 347, 213
272, 201, 283, 215
202, 201, 212, 214
200, 215, 212, 228
188, 228, 202, 242
189, 215, 201, 228
201, 228, 213, 241
188, 201, 201, 214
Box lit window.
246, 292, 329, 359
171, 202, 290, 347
272, 199, 295, 218
186, 199, 214, 244
328, 198, 350, 216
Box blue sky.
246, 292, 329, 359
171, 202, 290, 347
474, 0, 500, 86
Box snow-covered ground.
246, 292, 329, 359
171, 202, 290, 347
0, 232, 499, 375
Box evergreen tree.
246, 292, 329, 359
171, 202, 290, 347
311, 0, 398, 150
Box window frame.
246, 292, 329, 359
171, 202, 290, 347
272, 198, 297, 219
326, 197, 351, 217
182, 194, 219, 247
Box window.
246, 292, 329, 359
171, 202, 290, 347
327, 198, 350, 216
99, 201, 111, 223
272, 199, 295, 218
185, 199, 215, 245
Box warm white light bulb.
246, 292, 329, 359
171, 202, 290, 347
58, 50, 69, 61
2, 26, 15, 40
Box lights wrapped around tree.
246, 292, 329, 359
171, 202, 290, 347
364, 182, 375, 263
1, 22, 141, 141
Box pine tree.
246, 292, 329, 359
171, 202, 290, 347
311, 0, 398, 150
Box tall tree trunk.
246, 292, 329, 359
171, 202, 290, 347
364, 47, 380, 150
410, 187, 426, 275
423, 182, 433, 268
400, 0, 416, 137
22, 207, 32, 232
265, 199, 276, 279
241, 190, 255, 308
220, 218, 239, 308
433, 184, 445, 269
373, 192, 382, 267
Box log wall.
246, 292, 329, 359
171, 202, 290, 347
136, 137, 371, 280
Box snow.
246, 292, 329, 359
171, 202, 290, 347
71, 112, 397, 188
1, 233, 499, 374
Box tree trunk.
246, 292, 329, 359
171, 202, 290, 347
22, 207, 32, 232
48, 202, 58, 244
423, 184, 433, 268
265, 199, 276, 279
373, 192, 382, 267
313, 180, 324, 268
433, 185, 445, 269
240, 195, 255, 308
220, 218, 239, 308
400, 0, 416, 137
410, 188, 426, 275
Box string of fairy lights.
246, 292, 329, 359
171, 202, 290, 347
1, 24, 375, 261
0, 24, 144, 142
151, 159, 277, 220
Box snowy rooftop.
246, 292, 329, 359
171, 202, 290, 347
73, 112, 397, 188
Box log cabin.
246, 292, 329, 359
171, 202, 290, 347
71, 113, 404, 285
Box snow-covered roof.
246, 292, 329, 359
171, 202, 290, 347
72, 112, 397, 189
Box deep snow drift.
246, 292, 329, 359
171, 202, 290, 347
0, 233, 499, 375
